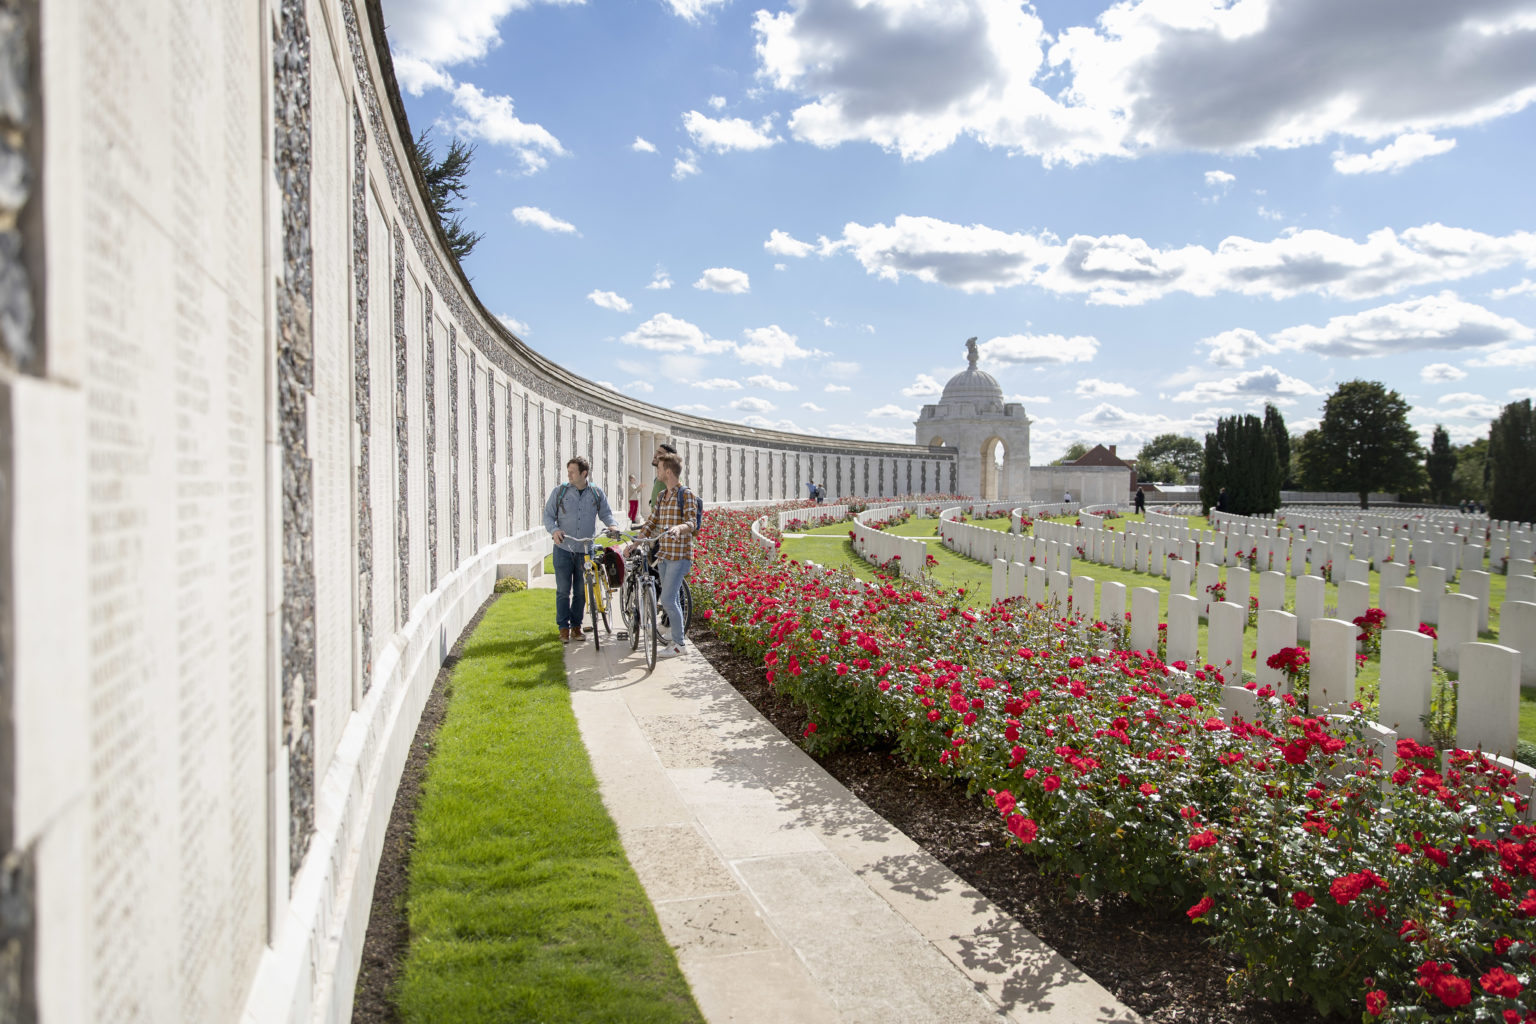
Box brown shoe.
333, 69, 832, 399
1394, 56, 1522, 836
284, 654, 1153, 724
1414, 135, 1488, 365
559, 627, 570, 642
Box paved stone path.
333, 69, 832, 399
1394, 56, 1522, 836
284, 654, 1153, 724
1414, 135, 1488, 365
558, 620, 1140, 1023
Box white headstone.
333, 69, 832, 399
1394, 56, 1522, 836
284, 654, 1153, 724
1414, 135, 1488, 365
1419, 565, 1447, 625
1295, 575, 1325, 643
1130, 587, 1160, 653
1227, 566, 1252, 615
1101, 581, 1127, 629
1499, 600, 1536, 689
1167, 594, 1199, 666
1457, 643, 1521, 756
1461, 570, 1492, 634
1197, 562, 1221, 621
1258, 570, 1285, 612
1383, 586, 1420, 633
1379, 629, 1433, 743
1336, 579, 1371, 631
1255, 609, 1298, 693
992, 558, 1008, 604
1208, 601, 1246, 684
1380, 561, 1409, 590
1072, 575, 1096, 624
1170, 559, 1192, 597
1439, 593, 1479, 673
1009, 561, 1028, 600
1310, 618, 1357, 712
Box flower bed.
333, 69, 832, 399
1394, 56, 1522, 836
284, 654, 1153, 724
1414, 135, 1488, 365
690, 507, 1536, 1023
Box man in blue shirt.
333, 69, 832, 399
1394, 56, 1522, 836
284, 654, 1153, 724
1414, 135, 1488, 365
543, 456, 620, 642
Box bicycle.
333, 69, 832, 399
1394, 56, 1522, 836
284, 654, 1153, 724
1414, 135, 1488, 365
566, 533, 621, 651
619, 534, 662, 670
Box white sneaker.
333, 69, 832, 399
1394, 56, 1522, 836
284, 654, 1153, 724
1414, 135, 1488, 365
662, 643, 685, 658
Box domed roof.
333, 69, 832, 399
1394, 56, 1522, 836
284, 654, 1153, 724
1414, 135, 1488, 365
940, 366, 1004, 405
939, 337, 1004, 405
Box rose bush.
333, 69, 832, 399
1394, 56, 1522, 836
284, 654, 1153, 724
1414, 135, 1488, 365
691, 505, 1535, 1023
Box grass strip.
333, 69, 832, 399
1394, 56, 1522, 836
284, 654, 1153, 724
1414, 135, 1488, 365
396, 589, 704, 1024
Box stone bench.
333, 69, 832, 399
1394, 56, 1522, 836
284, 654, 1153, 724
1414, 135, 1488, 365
496, 527, 554, 582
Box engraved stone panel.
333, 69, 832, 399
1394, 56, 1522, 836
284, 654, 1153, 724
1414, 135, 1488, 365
366, 187, 396, 648
404, 267, 425, 610
350, 105, 372, 689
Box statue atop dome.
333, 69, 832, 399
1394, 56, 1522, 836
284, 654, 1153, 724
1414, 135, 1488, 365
965, 336, 978, 369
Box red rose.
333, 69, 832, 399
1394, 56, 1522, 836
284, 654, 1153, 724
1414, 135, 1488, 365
1186, 896, 1215, 921
1188, 830, 1218, 851
1292, 890, 1315, 909
1364, 989, 1387, 1016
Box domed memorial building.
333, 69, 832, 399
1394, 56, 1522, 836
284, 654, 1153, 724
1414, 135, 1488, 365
914, 339, 1032, 500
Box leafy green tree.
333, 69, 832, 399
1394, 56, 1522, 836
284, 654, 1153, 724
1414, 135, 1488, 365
1201, 414, 1281, 515
1488, 399, 1536, 522
1263, 404, 1291, 488
407, 129, 484, 261
1453, 438, 1490, 504
1304, 380, 1424, 508
1051, 441, 1091, 465
1134, 433, 1203, 482
1425, 425, 1457, 505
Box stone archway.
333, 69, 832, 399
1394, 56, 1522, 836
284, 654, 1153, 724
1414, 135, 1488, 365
980, 436, 1007, 501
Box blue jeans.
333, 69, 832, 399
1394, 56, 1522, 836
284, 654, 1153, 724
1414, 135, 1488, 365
553, 546, 585, 631
658, 557, 691, 646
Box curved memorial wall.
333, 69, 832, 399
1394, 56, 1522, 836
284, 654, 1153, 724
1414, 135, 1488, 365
0, 1, 957, 1022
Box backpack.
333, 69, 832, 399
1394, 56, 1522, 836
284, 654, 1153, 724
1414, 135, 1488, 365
556, 482, 606, 513
676, 486, 703, 532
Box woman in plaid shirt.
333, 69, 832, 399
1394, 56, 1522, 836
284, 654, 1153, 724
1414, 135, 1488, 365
628, 451, 698, 657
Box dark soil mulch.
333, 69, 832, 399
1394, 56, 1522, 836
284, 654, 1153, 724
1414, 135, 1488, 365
351, 596, 495, 1024
685, 622, 1332, 1024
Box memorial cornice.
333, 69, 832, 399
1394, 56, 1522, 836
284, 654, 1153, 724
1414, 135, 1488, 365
357, 0, 946, 459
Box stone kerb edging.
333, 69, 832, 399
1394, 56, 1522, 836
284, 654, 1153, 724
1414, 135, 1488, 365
777, 504, 849, 531
850, 505, 927, 578
750, 514, 777, 556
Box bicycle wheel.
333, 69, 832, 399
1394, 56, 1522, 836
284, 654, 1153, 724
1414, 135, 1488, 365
624, 575, 640, 651
642, 583, 658, 671
586, 573, 602, 651
679, 579, 693, 633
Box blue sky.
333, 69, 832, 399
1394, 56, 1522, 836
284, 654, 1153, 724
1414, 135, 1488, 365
379, 0, 1536, 461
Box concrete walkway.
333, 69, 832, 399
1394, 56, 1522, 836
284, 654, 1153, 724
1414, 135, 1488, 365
559, 625, 1140, 1024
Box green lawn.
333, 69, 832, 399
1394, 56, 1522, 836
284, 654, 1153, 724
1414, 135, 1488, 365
395, 590, 704, 1024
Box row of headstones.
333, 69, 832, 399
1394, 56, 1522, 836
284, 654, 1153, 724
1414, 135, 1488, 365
990, 557, 1536, 783
1212, 509, 1536, 570
851, 505, 928, 579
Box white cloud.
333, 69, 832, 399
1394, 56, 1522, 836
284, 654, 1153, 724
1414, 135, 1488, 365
596, 379, 617, 391
708, 95, 728, 110
738, 414, 807, 432
665, 0, 729, 21
383, 0, 583, 69
394, 56, 455, 96
1202, 328, 1273, 368
825, 360, 860, 377
1204, 170, 1235, 188
694, 267, 751, 294
765, 229, 818, 258
825, 383, 851, 392
448, 83, 566, 173
647, 268, 673, 290
587, 289, 632, 312
1333, 132, 1457, 175
774, 262, 787, 271
730, 396, 777, 413
869, 404, 918, 418
618, 313, 734, 355
512, 205, 578, 234
979, 333, 1099, 365
825, 422, 914, 444
1075, 378, 1138, 398
753, 0, 1536, 166
1007, 394, 1051, 404
1431, 401, 1503, 420
816, 215, 1536, 306
746, 374, 797, 391
682, 110, 780, 152
674, 403, 711, 413
693, 377, 744, 390
900, 373, 943, 397
673, 150, 701, 179
632, 136, 657, 153
1421, 362, 1467, 382
1493, 279, 1536, 299
801, 401, 826, 412
1468, 346, 1536, 368
1269, 292, 1534, 357
1510, 387, 1536, 399
1171, 366, 1323, 404
496, 313, 530, 335
737, 325, 822, 367
1434, 391, 1489, 405
623, 379, 655, 393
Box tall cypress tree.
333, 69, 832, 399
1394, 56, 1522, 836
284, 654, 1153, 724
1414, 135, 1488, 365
1264, 404, 1291, 489
1425, 425, 1456, 506
1202, 413, 1281, 515
1488, 399, 1536, 522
